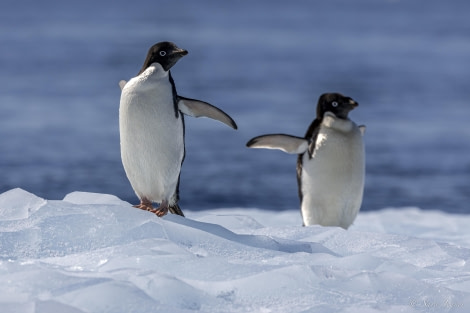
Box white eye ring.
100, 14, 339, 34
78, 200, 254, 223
332, 101, 338, 107
159, 51, 166, 56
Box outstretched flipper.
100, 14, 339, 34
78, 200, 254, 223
246, 134, 309, 155
178, 96, 238, 129
119, 82, 237, 130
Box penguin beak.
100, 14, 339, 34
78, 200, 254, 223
171, 47, 188, 59
348, 98, 359, 109
163, 48, 188, 71
173, 48, 188, 57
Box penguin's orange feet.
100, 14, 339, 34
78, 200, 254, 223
154, 200, 169, 217
133, 199, 169, 217
133, 198, 156, 213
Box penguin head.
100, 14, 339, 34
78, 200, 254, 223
138, 41, 188, 74
317, 93, 358, 120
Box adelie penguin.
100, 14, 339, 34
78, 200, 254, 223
247, 93, 365, 229
119, 41, 237, 217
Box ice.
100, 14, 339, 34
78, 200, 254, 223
63, 191, 130, 206
0, 188, 46, 221
1, 189, 469, 312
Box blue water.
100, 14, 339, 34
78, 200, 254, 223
1, 0, 470, 213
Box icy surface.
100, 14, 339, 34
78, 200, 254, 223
1, 189, 469, 313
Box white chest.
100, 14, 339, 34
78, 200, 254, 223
120, 67, 177, 127
301, 115, 365, 228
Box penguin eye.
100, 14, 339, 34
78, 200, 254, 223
331, 101, 338, 107
159, 51, 167, 57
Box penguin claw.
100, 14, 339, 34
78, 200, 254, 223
154, 200, 169, 217
133, 199, 169, 217
133, 199, 156, 213
154, 207, 169, 217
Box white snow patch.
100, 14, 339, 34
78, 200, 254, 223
0, 189, 469, 313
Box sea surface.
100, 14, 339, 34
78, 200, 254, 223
1, 0, 469, 213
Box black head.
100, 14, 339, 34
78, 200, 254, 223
316, 93, 358, 120
138, 41, 188, 75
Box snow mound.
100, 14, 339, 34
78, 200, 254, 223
0, 189, 469, 313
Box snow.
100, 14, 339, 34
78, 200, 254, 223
1, 188, 469, 313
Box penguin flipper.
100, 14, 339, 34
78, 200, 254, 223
246, 134, 308, 154
119, 80, 127, 90
177, 96, 238, 129
359, 125, 366, 135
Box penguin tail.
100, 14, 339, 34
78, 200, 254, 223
169, 204, 185, 217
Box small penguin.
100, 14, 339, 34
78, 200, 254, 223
119, 41, 237, 217
247, 93, 365, 229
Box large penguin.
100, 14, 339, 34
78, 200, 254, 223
119, 41, 237, 217
247, 93, 365, 229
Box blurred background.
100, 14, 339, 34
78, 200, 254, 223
1, 0, 469, 213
